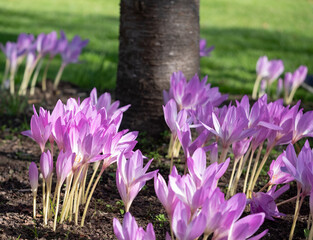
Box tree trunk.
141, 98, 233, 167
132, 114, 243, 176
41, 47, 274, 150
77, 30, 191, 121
116, 0, 200, 136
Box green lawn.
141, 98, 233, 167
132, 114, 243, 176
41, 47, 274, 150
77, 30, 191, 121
0, 0, 313, 101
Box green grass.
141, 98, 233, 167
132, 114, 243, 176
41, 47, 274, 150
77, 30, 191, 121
0, 0, 313, 101
200, 0, 313, 101
0, 0, 119, 90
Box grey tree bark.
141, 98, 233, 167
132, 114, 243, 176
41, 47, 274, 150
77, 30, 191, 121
116, 0, 200, 136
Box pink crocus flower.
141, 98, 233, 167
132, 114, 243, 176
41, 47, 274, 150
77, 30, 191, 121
199, 39, 214, 57
292, 109, 313, 144
201, 105, 254, 149
22, 106, 52, 152
171, 201, 206, 240
290, 65, 308, 89
56, 150, 75, 186
29, 162, 38, 192
40, 150, 53, 181
201, 188, 227, 236
267, 60, 284, 85
187, 148, 230, 188
163, 71, 227, 110
16, 33, 34, 57
282, 141, 313, 196
232, 137, 251, 161
256, 56, 270, 78
154, 168, 179, 219
250, 185, 290, 220
163, 99, 189, 138
116, 150, 158, 212
113, 212, 155, 240
268, 153, 294, 185
213, 213, 267, 240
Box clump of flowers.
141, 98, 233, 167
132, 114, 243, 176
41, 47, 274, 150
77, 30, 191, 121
161, 68, 313, 238
252, 56, 308, 104
154, 148, 268, 240
0, 31, 88, 96
24, 88, 136, 230
252, 56, 284, 99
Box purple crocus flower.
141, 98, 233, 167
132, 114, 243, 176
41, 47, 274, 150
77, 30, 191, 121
285, 66, 308, 104
163, 99, 188, 138
259, 100, 300, 147
201, 187, 227, 236
17, 33, 34, 56
253, 56, 270, 99
284, 72, 293, 95
29, 162, 39, 219
154, 168, 179, 219
199, 39, 214, 57
250, 185, 290, 220
268, 153, 294, 185
171, 201, 206, 240
291, 109, 313, 144
213, 213, 267, 240
56, 150, 75, 186
116, 150, 158, 212
291, 65, 308, 89
41, 31, 58, 55
202, 105, 254, 149
90, 88, 130, 121
268, 60, 284, 85
113, 212, 155, 240
282, 141, 313, 196
22, 106, 52, 152
187, 148, 230, 188
40, 150, 53, 181
232, 138, 251, 160
61, 34, 89, 64
0, 42, 18, 68
29, 162, 38, 192
169, 169, 208, 214
256, 56, 270, 78
163, 71, 227, 110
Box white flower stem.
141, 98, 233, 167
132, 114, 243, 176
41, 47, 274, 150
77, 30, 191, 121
247, 144, 263, 198
33, 191, 37, 219
42, 179, 46, 221
41, 57, 53, 91
252, 75, 262, 100
286, 86, 298, 105
53, 185, 61, 231
243, 149, 255, 194
226, 159, 238, 199
81, 165, 106, 227
84, 162, 99, 204
53, 63, 66, 90
289, 185, 304, 240
250, 144, 274, 194
30, 59, 43, 95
